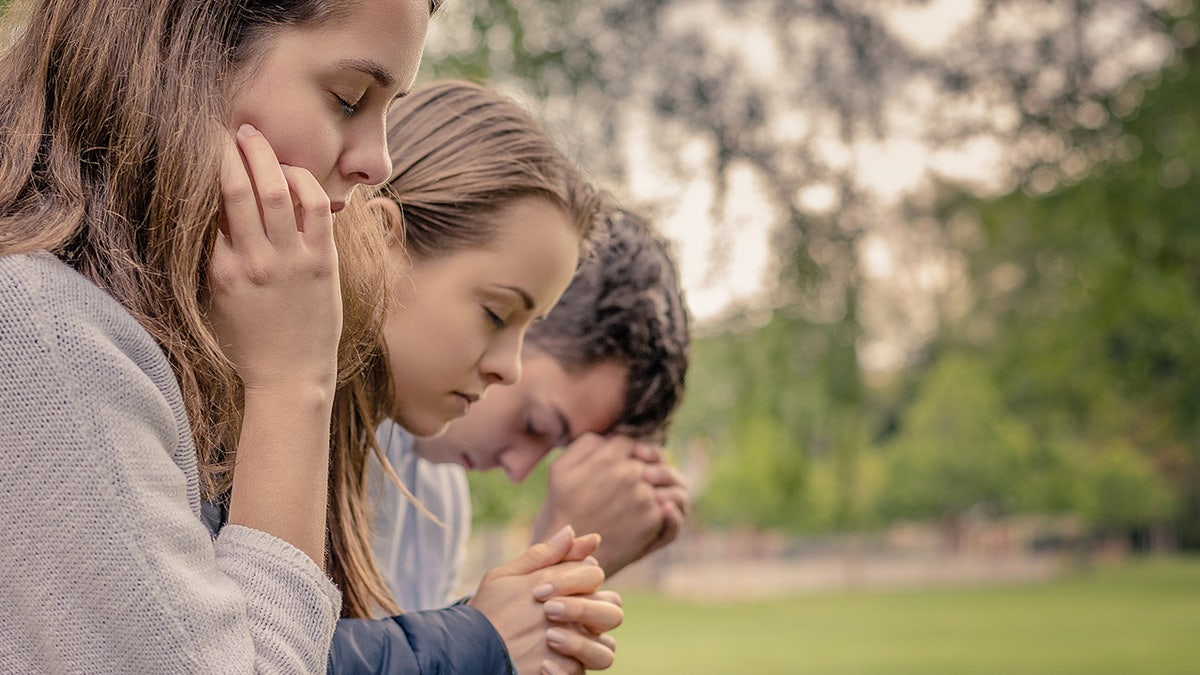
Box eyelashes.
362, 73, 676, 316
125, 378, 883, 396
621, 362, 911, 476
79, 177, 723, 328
484, 307, 507, 329
333, 93, 361, 118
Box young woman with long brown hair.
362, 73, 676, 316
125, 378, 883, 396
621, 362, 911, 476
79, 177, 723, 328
322, 80, 626, 675
0, 0, 432, 671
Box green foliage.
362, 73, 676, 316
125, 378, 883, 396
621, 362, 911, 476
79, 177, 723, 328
670, 308, 875, 533
935, 31, 1200, 542
877, 353, 1036, 521
466, 461, 547, 526
1071, 441, 1178, 530
697, 414, 806, 530
415, 2, 1196, 541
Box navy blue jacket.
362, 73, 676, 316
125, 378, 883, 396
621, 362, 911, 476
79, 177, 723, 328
331, 606, 514, 674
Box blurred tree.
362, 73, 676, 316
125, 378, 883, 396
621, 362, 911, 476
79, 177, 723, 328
932, 8, 1200, 544
416, 1, 1193, 540
419, 0, 1178, 296
669, 307, 878, 532
1071, 441, 1178, 533
876, 353, 1036, 523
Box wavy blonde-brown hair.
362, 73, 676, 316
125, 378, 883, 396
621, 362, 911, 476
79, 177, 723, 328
0, 0, 408, 618
380, 80, 604, 261
329, 80, 608, 617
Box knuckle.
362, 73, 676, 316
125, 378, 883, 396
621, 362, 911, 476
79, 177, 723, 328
221, 179, 254, 206
303, 193, 333, 217
259, 186, 292, 211
208, 260, 237, 289
242, 258, 275, 286
306, 255, 338, 280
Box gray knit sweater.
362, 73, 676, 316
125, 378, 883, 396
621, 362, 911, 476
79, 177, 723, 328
0, 252, 340, 673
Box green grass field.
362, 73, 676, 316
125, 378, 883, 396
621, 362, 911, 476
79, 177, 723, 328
608, 557, 1200, 674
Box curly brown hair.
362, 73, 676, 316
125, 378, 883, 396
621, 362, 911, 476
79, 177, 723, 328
527, 207, 691, 441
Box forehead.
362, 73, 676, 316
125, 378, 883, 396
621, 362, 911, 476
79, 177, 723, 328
468, 196, 581, 315
266, 0, 429, 83
525, 351, 628, 439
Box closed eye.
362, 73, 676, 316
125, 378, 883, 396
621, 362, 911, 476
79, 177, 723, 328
524, 416, 547, 440
484, 307, 506, 329
333, 94, 360, 118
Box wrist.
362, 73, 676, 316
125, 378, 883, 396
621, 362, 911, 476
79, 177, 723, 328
242, 379, 336, 413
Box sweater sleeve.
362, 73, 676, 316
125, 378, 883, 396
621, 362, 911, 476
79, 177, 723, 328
328, 605, 515, 675
0, 253, 340, 673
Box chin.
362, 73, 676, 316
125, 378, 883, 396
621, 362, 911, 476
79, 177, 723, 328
404, 417, 452, 439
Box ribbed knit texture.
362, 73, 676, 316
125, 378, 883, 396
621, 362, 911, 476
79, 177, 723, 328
0, 252, 340, 673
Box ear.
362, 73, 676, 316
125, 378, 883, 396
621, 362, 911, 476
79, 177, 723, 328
366, 196, 405, 248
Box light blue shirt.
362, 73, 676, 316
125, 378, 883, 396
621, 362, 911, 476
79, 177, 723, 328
369, 419, 472, 612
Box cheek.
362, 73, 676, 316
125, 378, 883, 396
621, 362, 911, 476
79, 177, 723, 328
386, 302, 474, 394
230, 100, 338, 183
260, 123, 336, 178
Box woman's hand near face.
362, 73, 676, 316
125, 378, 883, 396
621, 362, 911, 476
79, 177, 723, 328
469, 526, 623, 674
209, 123, 342, 395
210, 124, 341, 566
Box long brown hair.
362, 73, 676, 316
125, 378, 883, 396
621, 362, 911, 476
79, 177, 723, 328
0, 0, 394, 616
381, 80, 603, 261
328, 80, 607, 618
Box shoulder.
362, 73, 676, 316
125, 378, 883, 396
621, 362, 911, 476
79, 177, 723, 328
0, 250, 195, 497
0, 252, 167, 368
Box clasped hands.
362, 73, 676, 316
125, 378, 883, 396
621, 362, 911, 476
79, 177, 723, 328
534, 434, 690, 576
469, 525, 622, 675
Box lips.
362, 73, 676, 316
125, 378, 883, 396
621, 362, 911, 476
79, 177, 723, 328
452, 391, 480, 416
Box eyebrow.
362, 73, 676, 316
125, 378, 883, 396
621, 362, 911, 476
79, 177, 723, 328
497, 285, 535, 311
335, 58, 395, 89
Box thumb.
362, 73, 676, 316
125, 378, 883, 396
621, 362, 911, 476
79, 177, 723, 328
491, 525, 575, 577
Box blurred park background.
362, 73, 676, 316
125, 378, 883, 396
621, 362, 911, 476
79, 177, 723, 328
416, 0, 1200, 672
3, 0, 1191, 670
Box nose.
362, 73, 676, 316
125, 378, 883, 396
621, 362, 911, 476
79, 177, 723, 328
340, 115, 393, 187
498, 440, 551, 483
479, 332, 522, 388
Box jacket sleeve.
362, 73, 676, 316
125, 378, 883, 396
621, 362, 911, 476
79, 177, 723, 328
328, 604, 515, 674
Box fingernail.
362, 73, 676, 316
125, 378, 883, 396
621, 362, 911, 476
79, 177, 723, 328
548, 525, 573, 548
237, 123, 259, 138
533, 583, 554, 600
584, 555, 600, 567
544, 600, 565, 618
546, 628, 567, 647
